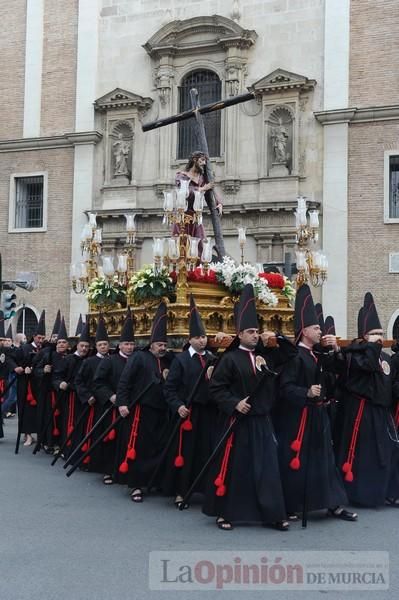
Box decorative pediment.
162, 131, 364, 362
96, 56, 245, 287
94, 88, 153, 112
250, 69, 316, 95
143, 15, 257, 58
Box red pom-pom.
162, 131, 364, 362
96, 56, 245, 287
119, 461, 129, 473
67, 426, 74, 436
214, 476, 223, 487
290, 440, 301, 452
81, 443, 88, 452
344, 470, 354, 482
66, 440, 71, 447
290, 457, 301, 470
54, 409, 60, 417
216, 485, 226, 496
174, 455, 184, 467
82, 456, 91, 464
127, 448, 136, 461
182, 420, 193, 431
108, 429, 116, 441
52, 427, 60, 437
342, 462, 351, 473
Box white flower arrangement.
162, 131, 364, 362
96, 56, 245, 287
87, 276, 126, 306
128, 265, 175, 303
211, 256, 278, 307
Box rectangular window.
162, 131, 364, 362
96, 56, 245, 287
389, 156, 399, 219
9, 172, 47, 232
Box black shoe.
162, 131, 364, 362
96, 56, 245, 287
328, 507, 358, 521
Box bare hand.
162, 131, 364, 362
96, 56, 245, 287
216, 203, 223, 216
44, 364, 52, 373
88, 396, 96, 406
119, 405, 129, 418
321, 335, 339, 351
110, 394, 116, 404
59, 381, 68, 391
235, 396, 251, 414
25, 367, 32, 375
214, 331, 233, 343
260, 330, 277, 347
307, 385, 322, 398
14, 367, 24, 375
178, 405, 190, 419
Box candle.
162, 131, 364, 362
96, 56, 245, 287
79, 262, 88, 278
88, 213, 97, 228
295, 250, 306, 270
201, 238, 213, 263
94, 228, 102, 243
167, 238, 179, 261
117, 254, 128, 273
176, 189, 187, 210
153, 238, 164, 259
102, 256, 115, 278
70, 263, 77, 280
188, 237, 200, 259
125, 213, 137, 232
237, 226, 246, 244
309, 210, 319, 228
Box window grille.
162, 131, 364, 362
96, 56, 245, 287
389, 156, 399, 218
177, 70, 221, 159
15, 176, 44, 228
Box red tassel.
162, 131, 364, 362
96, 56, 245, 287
345, 471, 354, 482
127, 448, 136, 461
103, 434, 110, 443
54, 409, 60, 417
214, 476, 223, 487
290, 439, 301, 452
67, 426, 74, 437
81, 443, 88, 452
216, 485, 226, 497
108, 429, 116, 441
66, 440, 71, 447
52, 427, 60, 437
341, 398, 365, 484
174, 455, 184, 467
342, 461, 351, 473
290, 457, 300, 470
119, 461, 129, 473
83, 456, 91, 464
182, 419, 192, 431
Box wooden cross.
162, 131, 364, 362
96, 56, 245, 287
142, 89, 256, 259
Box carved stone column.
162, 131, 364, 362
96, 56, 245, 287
155, 59, 175, 185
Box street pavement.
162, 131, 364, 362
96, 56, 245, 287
1, 417, 398, 600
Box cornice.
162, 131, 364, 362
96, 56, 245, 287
0, 131, 102, 152
315, 105, 399, 125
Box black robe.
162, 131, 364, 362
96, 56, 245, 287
12, 343, 41, 435
335, 342, 399, 507
73, 354, 107, 473
161, 349, 218, 496
202, 339, 295, 524
275, 346, 348, 514
93, 352, 129, 475
114, 350, 174, 488
53, 353, 87, 450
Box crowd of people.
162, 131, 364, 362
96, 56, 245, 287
1, 284, 399, 531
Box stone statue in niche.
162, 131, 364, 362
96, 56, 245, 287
271, 119, 289, 163
268, 107, 293, 176
113, 133, 131, 176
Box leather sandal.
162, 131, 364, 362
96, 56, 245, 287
216, 517, 233, 530
328, 507, 357, 521
131, 488, 143, 503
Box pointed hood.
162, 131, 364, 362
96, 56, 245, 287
57, 317, 68, 341
315, 303, 325, 335
95, 317, 109, 343
74, 314, 83, 337
150, 302, 168, 343
235, 284, 258, 333
35, 310, 46, 336
361, 292, 382, 335
294, 284, 318, 342
79, 320, 91, 344
51, 309, 61, 337
120, 311, 135, 343
0, 311, 5, 338
189, 294, 206, 338
324, 316, 336, 336
6, 323, 13, 340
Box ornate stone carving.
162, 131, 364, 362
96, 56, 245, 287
267, 106, 294, 176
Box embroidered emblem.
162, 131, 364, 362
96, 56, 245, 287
0, 353, 5, 364
162, 368, 169, 380
381, 360, 390, 376
255, 355, 266, 371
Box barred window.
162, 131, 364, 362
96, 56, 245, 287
14, 176, 44, 229
389, 156, 399, 219
177, 70, 221, 160
16, 307, 38, 339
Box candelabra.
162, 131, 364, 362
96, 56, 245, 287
70, 212, 138, 296
294, 196, 328, 288
237, 226, 246, 265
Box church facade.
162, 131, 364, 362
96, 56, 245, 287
0, 0, 398, 339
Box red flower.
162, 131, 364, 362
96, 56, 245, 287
258, 272, 284, 289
